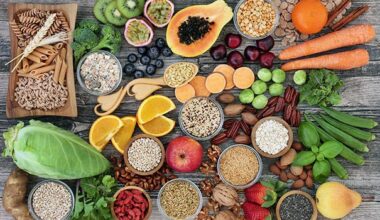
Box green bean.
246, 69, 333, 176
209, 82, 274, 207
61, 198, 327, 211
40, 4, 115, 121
328, 158, 349, 179
321, 106, 377, 129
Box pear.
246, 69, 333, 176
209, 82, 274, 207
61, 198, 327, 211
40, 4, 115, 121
316, 182, 362, 219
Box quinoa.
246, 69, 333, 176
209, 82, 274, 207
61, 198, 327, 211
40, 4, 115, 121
255, 120, 289, 155
180, 97, 221, 138
128, 138, 162, 172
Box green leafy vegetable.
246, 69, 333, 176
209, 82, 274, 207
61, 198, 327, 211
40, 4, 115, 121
319, 141, 343, 159
72, 174, 117, 220
2, 120, 110, 179
300, 69, 344, 106
292, 151, 316, 166
313, 160, 331, 183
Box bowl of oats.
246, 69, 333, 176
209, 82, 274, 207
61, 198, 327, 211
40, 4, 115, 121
233, 0, 280, 40
77, 50, 122, 96
178, 96, 224, 141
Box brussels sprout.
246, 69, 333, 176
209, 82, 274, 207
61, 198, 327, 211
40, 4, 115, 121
269, 83, 284, 96
272, 68, 286, 83
239, 89, 255, 104
257, 68, 272, 82
252, 94, 268, 109
293, 70, 307, 85
251, 80, 267, 95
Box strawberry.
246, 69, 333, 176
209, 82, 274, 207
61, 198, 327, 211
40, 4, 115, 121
244, 180, 287, 207
242, 201, 272, 220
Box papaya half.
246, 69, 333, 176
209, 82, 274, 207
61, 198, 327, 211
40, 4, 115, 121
166, 0, 233, 57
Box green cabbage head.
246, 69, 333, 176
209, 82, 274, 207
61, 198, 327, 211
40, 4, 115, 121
3, 120, 110, 179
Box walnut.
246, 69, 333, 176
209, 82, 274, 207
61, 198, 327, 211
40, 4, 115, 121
215, 210, 237, 220
212, 183, 239, 207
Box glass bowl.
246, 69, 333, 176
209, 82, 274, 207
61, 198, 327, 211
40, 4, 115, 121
28, 180, 75, 220
217, 144, 263, 190
157, 178, 203, 220
178, 96, 224, 141
233, 0, 280, 40
76, 50, 122, 96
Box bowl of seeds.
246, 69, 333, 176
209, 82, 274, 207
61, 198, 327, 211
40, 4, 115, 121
233, 0, 280, 40
157, 178, 202, 219
179, 96, 224, 141
251, 116, 293, 158
217, 144, 263, 189
123, 134, 165, 176
276, 190, 317, 220
28, 180, 74, 220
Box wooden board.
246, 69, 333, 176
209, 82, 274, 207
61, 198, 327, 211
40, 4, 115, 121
6, 3, 78, 118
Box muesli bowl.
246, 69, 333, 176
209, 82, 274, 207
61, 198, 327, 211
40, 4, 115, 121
178, 96, 224, 141
217, 144, 263, 190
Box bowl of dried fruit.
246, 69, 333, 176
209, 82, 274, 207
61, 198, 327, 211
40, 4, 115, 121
157, 178, 203, 219
123, 134, 165, 176
217, 144, 263, 189
276, 190, 317, 220
233, 0, 280, 40
251, 116, 293, 158
111, 186, 152, 220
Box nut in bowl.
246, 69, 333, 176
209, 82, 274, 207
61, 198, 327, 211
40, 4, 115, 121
217, 144, 263, 189
251, 116, 293, 158
233, 0, 280, 40
276, 190, 317, 220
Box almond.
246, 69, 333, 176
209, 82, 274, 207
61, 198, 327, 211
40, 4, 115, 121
287, 172, 298, 180
269, 164, 281, 175
300, 171, 308, 180
291, 179, 305, 189
280, 148, 297, 166
241, 112, 258, 126
276, 161, 288, 170
291, 142, 303, 151
307, 170, 313, 177
290, 165, 303, 176
305, 176, 313, 189
280, 171, 288, 182
304, 165, 313, 170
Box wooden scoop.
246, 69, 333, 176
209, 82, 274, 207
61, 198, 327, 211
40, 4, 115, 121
94, 87, 128, 116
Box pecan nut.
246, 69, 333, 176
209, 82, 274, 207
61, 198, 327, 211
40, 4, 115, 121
211, 132, 228, 145
268, 96, 279, 107
239, 120, 251, 136
263, 106, 275, 117
234, 134, 251, 144
275, 97, 285, 112
257, 106, 269, 119
291, 92, 300, 107
283, 105, 293, 121
227, 121, 240, 138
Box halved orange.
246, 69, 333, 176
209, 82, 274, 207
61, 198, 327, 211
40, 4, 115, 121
137, 95, 176, 124
89, 115, 123, 151
138, 116, 175, 137
111, 116, 137, 154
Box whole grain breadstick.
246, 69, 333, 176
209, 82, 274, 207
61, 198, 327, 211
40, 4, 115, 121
58, 61, 67, 85
30, 64, 55, 75
26, 54, 41, 63
53, 56, 62, 83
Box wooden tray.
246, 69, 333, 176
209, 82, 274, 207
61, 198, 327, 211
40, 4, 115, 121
6, 3, 78, 118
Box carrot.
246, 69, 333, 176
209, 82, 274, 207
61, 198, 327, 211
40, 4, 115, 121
281, 49, 369, 71
279, 24, 375, 60
205, 72, 227, 94
189, 76, 211, 97
214, 64, 235, 90
175, 84, 195, 103
233, 67, 255, 89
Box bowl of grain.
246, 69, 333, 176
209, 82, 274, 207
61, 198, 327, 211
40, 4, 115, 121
276, 190, 317, 220
233, 0, 280, 40
157, 178, 203, 220
251, 116, 293, 158
217, 144, 263, 189
123, 134, 165, 176
178, 96, 224, 141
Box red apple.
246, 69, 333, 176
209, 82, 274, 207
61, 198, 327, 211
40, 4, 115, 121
166, 136, 203, 172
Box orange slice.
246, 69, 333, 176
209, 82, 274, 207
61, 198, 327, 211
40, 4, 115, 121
138, 116, 175, 137
111, 116, 137, 154
137, 95, 176, 124
89, 115, 123, 151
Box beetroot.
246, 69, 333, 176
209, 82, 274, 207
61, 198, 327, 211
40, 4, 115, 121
225, 33, 242, 49
210, 44, 227, 60
227, 51, 244, 69
244, 46, 261, 61
256, 36, 274, 52
259, 52, 275, 68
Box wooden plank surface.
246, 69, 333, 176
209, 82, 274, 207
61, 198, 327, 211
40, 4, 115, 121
0, 0, 379, 219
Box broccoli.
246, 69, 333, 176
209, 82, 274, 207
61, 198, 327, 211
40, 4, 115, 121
77, 19, 101, 33
71, 41, 87, 65
90, 25, 122, 54
73, 28, 99, 49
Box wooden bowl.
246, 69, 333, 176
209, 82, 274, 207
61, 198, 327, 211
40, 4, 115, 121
251, 116, 293, 158
123, 134, 165, 176
275, 190, 317, 220
111, 186, 152, 220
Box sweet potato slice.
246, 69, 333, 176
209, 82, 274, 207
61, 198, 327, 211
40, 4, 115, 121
214, 64, 235, 90
189, 76, 210, 97
175, 84, 195, 103
205, 72, 226, 94
233, 67, 255, 89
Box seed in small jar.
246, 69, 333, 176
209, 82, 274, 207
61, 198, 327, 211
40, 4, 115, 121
128, 138, 162, 172
280, 194, 313, 220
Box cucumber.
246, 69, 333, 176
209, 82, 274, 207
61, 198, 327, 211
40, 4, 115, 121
328, 158, 349, 179
321, 106, 377, 129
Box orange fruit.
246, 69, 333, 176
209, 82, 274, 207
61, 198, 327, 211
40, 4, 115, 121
89, 115, 123, 151
111, 116, 137, 154
138, 116, 175, 137
137, 95, 176, 124
292, 0, 328, 34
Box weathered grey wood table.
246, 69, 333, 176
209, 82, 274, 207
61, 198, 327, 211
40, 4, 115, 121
0, 0, 379, 219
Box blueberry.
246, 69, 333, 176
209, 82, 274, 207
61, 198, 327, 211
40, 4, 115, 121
140, 55, 151, 65
137, 47, 148, 55
162, 47, 173, 57
127, 54, 138, 63
134, 70, 145, 79
155, 38, 167, 48
146, 64, 157, 76
123, 63, 136, 76
147, 46, 160, 59
155, 59, 164, 68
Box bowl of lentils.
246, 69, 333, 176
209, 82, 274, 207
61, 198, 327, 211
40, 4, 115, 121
158, 178, 202, 219
233, 0, 280, 40
179, 96, 224, 141
276, 190, 317, 220
28, 180, 74, 220
77, 50, 122, 96
123, 134, 165, 176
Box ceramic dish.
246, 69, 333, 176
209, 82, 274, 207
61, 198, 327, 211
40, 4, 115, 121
276, 190, 318, 220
